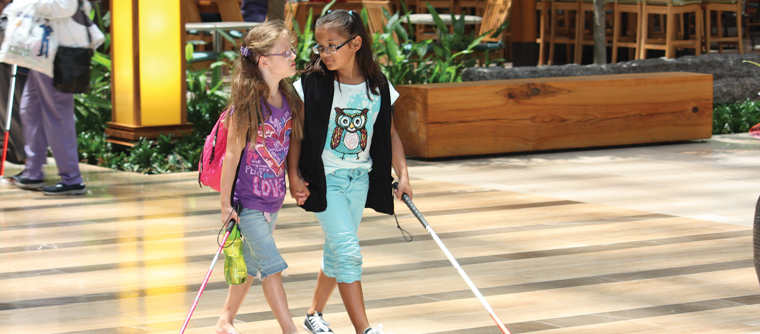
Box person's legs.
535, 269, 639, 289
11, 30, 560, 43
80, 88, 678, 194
340, 280, 369, 334
33, 71, 81, 185
216, 275, 255, 334
19, 70, 47, 182
312, 169, 371, 334
234, 209, 295, 332
262, 271, 298, 334
307, 269, 337, 315
304, 269, 338, 333
0, 64, 28, 164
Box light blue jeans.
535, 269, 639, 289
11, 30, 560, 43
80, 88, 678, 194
314, 168, 370, 283
237, 208, 287, 279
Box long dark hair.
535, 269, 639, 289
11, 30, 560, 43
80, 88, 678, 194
227, 20, 303, 146
304, 9, 385, 98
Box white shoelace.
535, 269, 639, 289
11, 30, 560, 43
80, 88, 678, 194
365, 323, 393, 334
308, 314, 331, 332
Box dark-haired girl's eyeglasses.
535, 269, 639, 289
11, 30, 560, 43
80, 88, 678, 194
312, 36, 357, 55
263, 48, 297, 60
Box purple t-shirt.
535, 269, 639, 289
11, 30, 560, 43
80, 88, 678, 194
233, 97, 292, 213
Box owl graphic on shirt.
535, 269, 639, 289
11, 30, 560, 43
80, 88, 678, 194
330, 107, 369, 160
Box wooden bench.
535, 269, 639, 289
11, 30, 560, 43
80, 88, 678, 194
393, 72, 714, 158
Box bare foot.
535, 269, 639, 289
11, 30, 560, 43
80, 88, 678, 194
215, 318, 239, 334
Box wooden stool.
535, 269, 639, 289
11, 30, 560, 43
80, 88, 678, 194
183, 0, 213, 51
640, 0, 703, 58
216, 0, 244, 21
460, 0, 488, 35
363, 0, 393, 35
284, 2, 299, 30
743, 0, 760, 49
459, 0, 487, 16
612, 0, 643, 62
548, 0, 582, 64
415, 0, 455, 41
472, 0, 512, 65
537, 0, 550, 65
577, 0, 614, 63
703, 0, 744, 53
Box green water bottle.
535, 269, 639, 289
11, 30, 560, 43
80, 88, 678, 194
223, 221, 247, 285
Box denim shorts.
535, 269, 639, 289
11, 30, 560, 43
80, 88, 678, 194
237, 208, 288, 279
313, 168, 370, 283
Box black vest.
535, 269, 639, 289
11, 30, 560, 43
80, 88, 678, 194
299, 71, 394, 215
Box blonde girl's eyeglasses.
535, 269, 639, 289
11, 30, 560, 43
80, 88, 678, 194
263, 48, 297, 59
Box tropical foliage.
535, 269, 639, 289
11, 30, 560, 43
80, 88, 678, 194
713, 100, 760, 135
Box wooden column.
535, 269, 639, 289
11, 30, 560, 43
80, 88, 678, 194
107, 0, 191, 145
510, 0, 539, 66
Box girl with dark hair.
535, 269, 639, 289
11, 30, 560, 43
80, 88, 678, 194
215, 20, 306, 334
288, 9, 413, 334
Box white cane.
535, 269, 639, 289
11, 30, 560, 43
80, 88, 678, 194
1, 64, 18, 177
393, 182, 511, 334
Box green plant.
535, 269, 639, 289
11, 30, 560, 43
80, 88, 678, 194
98, 150, 127, 170
90, 4, 110, 53
368, 8, 434, 86
77, 131, 111, 165
293, 7, 316, 71
367, 2, 507, 85
713, 100, 760, 134
154, 133, 201, 172
292, 0, 337, 72
74, 50, 112, 133
186, 44, 235, 137
74, 5, 112, 133
424, 3, 508, 82
123, 138, 157, 173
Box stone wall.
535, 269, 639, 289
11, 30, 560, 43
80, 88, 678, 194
462, 54, 760, 105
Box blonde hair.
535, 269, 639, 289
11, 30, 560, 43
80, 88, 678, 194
227, 20, 303, 146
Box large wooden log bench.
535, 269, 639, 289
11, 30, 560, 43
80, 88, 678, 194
394, 72, 714, 158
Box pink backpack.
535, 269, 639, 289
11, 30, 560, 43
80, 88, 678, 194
198, 109, 230, 191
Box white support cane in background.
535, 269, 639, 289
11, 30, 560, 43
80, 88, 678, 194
393, 183, 511, 334
1, 64, 18, 178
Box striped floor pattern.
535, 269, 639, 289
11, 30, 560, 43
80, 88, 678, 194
1, 161, 758, 334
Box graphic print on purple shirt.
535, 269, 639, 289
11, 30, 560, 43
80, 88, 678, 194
233, 98, 292, 213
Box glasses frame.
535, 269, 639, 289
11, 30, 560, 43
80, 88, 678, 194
312, 36, 358, 55
262, 48, 297, 59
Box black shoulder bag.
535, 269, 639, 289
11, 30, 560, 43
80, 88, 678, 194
53, 1, 94, 94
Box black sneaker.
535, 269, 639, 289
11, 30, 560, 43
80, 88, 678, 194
15, 176, 45, 190
304, 312, 334, 334
42, 183, 86, 196
9, 171, 24, 184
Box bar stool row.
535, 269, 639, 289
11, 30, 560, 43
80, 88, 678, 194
536, 0, 744, 65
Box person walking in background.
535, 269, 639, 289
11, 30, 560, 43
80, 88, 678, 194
0, 0, 28, 167
11, 0, 104, 195
241, 0, 268, 22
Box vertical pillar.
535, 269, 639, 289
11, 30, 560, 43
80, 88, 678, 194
107, 0, 191, 145
511, 0, 539, 67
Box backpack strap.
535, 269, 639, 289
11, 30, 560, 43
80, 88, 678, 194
228, 111, 253, 214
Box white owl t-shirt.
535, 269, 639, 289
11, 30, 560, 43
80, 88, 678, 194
294, 78, 399, 174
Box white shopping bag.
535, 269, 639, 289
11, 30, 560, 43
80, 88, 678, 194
0, 1, 59, 76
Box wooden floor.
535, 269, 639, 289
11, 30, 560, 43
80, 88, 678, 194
2, 134, 760, 334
